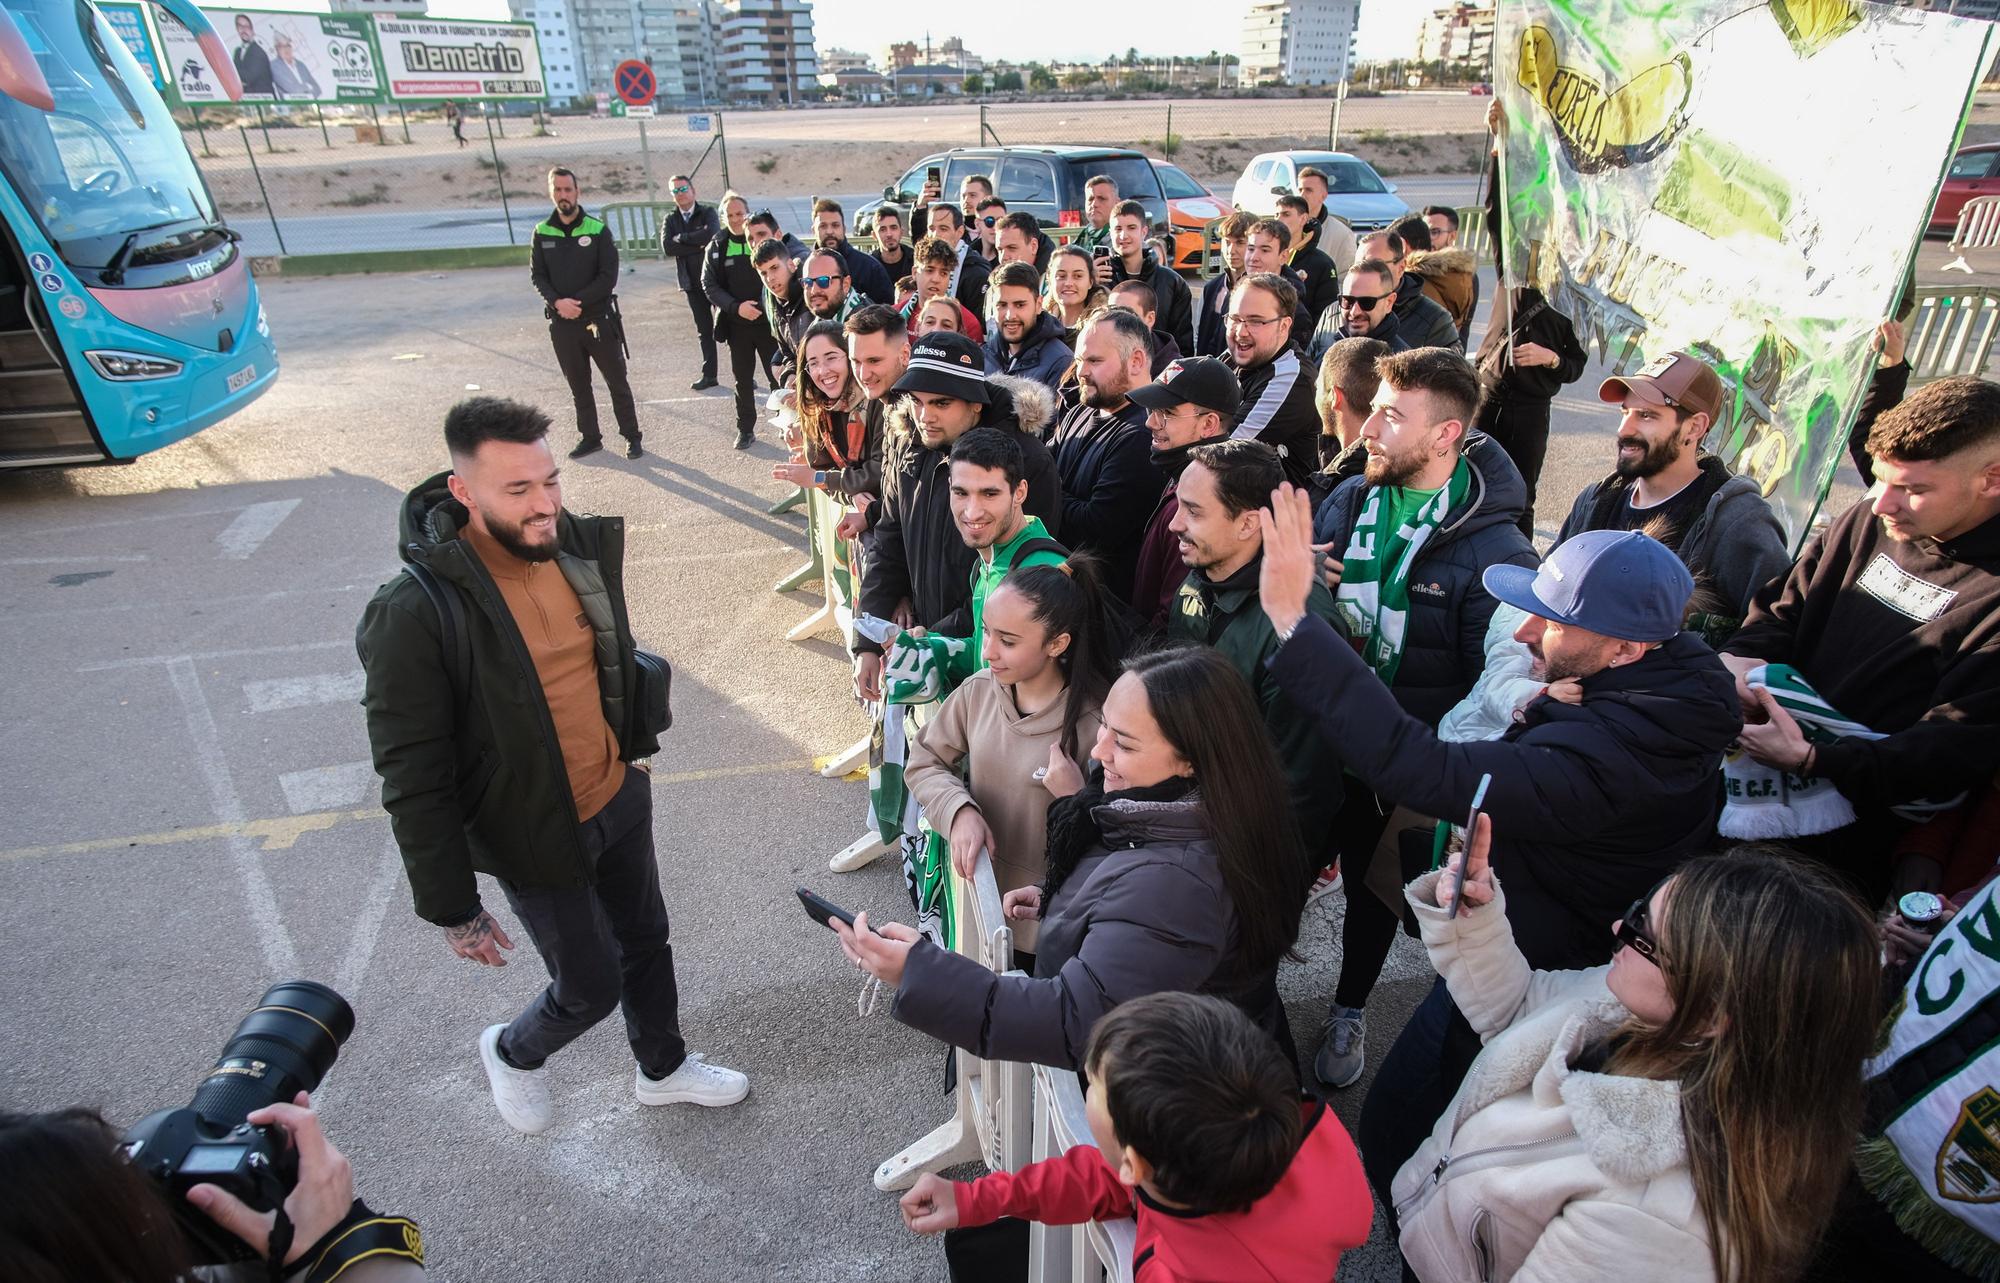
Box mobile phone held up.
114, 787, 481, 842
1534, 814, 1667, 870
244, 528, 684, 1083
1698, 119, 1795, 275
926, 166, 941, 188
797, 886, 859, 931
1444, 773, 1492, 916
1091, 244, 1112, 262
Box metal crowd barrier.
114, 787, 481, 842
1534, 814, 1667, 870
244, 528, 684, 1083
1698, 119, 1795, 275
597, 201, 675, 260
1907, 285, 2000, 385
1944, 196, 2000, 275
1026, 1063, 1138, 1283
874, 852, 1034, 1191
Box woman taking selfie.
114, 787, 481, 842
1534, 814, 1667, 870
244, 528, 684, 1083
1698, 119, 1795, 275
903, 559, 1120, 962
832, 645, 1311, 1070
770, 320, 878, 509
1391, 820, 1878, 1283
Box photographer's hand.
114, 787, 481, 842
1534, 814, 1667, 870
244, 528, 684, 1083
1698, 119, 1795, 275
445, 909, 514, 966
186, 1092, 352, 1266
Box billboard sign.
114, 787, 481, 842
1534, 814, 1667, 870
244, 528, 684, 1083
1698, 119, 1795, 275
154, 7, 380, 105
372, 16, 545, 100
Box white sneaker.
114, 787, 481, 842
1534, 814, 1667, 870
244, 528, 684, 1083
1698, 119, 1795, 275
1305, 861, 1343, 909
634, 1053, 749, 1108
478, 1023, 553, 1135
828, 835, 887, 873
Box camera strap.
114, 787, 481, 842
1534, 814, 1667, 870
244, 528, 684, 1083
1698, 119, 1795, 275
265, 1207, 296, 1283
289, 1199, 425, 1282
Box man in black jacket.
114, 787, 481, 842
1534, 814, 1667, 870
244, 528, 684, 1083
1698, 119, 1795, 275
810, 198, 892, 306
1048, 308, 1164, 598
1304, 348, 1537, 1092
1108, 280, 1183, 376
1471, 286, 1588, 536
658, 174, 719, 390
1357, 230, 1460, 353
1275, 194, 1338, 322
356, 398, 746, 1136
871, 204, 912, 282
1107, 200, 1193, 356
1306, 260, 1411, 363
851, 332, 1062, 700
922, 203, 991, 318
1260, 496, 1739, 1211
994, 211, 1056, 277
1196, 212, 1254, 358
1224, 272, 1320, 490
531, 168, 641, 460
702, 193, 776, 449
1724, 376, 2000, 904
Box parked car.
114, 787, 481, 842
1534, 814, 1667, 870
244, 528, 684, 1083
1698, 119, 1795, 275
1930, 142, 2000, 235
1229, 150, 1410, 235
854, 146, 1170, 248
1150, 159, 1231, 272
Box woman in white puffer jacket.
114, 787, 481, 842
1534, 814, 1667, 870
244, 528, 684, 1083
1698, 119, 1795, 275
1392, 817, 1879, 1283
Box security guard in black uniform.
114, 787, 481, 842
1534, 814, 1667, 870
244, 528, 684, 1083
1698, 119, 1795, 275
531, 167, 642, 459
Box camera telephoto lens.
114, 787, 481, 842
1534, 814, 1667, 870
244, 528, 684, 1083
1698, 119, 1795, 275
188, 980, 354, 1131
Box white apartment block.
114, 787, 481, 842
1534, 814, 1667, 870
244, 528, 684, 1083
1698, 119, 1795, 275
1242, 0, 1360, 87
715, 0, 818, 104
509, 0, 807, 108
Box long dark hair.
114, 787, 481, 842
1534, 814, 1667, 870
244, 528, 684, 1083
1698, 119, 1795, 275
795, 318, 859, 458
1123, 645, 1309, 973
1, 1109, 193, 1283
1003, 552, 1121, 760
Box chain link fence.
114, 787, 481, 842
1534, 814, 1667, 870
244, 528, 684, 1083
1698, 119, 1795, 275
185, 91, 1495, 260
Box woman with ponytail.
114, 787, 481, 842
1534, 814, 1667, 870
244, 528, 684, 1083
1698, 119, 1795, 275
834, 644, 1313, 1071
903, 555, 1120, 960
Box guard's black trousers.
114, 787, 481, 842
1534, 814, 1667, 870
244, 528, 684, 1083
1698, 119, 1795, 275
682, 286, 718, 380
550, 317, 639, 444
726, 325, 778, 434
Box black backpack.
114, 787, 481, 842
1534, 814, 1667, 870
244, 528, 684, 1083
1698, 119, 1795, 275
402, 560, 671, 742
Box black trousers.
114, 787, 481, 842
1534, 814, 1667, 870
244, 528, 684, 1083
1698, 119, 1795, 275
682, 285, 717, 379
1475, 394, 1553, 540
726, 323, 778, 433
1358, 978, 1484, 1240
1331, 781, 1400, 1012
496, 768, 686, 1078
550, 317, 639, 444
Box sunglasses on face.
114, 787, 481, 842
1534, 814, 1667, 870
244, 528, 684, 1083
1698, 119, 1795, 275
1340, 293, 1390, 309
981, 216, 998, 227
1615, 890, 1663, 966
802, 274, 844, 289
671, 185, 691, 194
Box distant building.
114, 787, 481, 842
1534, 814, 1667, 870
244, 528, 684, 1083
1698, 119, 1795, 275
891, 63, 966, 96
715, 0, 818, 104
1242, 0, 1360, 87
882, 41, 919, 71
507, 0, 718, 107
1416, 3, 1495, 69
821, 46, 872, 75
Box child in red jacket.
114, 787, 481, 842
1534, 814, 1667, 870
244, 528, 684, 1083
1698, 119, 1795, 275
900, 991, 1373, 1282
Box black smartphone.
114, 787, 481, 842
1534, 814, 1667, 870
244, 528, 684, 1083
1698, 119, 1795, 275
1444, 774, 1492, 915
925, 166, 941, 188
796, 885, 858, 931
1091, 244, 1111, 262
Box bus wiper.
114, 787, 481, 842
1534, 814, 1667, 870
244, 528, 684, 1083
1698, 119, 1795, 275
100, 231, 140, 285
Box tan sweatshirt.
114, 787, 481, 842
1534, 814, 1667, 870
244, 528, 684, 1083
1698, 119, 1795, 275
905, 669, 1102, 952
466, 523, 624, 824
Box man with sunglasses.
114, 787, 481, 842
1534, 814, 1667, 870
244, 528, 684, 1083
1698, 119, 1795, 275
1259, 510, 1740, 1212
810, 197, 891, 307
1356, 230, 1460, 353
1307, 260, 1410, 363
1223, 272, 1319, 489
659, 174, 720, 391
973, 196, 1008, 267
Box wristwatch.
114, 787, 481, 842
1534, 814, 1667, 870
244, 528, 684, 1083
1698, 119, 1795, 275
813, 470, 828, 487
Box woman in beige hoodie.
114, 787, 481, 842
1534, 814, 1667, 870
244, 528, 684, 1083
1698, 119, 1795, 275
905, 557, 1120, 956
1392, 820, 1878, 1283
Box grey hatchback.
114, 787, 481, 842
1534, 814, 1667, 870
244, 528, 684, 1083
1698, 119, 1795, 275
854, 146, 1170, 238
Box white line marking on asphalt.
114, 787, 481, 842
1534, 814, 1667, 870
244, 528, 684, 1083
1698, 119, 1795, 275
214, 498, 301, 560
639, 396, 714, 405
166, 657, 298, 976
80, 639, 353, 672
0, 554, 151, 565
245, 672, 366, 713
11, 503, 260, 539
334, 834, 403, 999
278, 760, 378, 814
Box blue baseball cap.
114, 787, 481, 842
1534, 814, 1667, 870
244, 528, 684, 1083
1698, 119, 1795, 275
1482, 530, 1694, 643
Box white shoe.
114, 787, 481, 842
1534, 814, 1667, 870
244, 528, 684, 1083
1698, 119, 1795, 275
479, 1023, 553, 1135
1305, 861, 1343, 910
635, 1053, 749, 1108
828, 835, 888, 873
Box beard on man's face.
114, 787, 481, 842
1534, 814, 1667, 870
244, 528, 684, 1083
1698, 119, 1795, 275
488, 511, 558, 563
1614, 430, 1681, 480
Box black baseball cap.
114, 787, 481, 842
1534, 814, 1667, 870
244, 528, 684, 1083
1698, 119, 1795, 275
891, 331, 990, 404
1127, 356, 1242, 418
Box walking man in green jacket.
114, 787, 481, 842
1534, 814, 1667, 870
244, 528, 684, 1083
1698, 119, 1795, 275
356, 397, 746, 1135
531, 167, 642, 460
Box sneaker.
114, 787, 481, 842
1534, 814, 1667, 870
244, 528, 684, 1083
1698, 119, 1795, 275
624, 438, 644, 460
568, 437, 603, 460
690, 375, 719, 391
478, 1024, 553, 1134
733, 430, 755, 451
634, 1053, 749, 1108
1314, 1006, 1367, 1091
1305, 861, 1343, 909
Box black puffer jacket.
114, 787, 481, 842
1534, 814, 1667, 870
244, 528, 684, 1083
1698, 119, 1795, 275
1392, 269, 1463, 352
853, 376, 1063, 655
1312, 434, 1539, 726
1108, 248, 1193, 355
1272, 617, 1741, 971
1048, 399, 1164, 599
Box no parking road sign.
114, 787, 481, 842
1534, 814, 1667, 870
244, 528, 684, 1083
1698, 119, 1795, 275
614, 59, 655, 107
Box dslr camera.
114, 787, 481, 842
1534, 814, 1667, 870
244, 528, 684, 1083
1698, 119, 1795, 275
121, 980, 354, 1260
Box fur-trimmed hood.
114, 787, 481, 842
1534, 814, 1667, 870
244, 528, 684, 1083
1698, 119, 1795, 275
1407, 246, 1477, 281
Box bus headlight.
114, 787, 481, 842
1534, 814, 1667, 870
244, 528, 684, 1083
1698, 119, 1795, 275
85, 350, 184, 381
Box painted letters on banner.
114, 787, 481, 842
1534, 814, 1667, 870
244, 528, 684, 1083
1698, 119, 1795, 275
371, 16, 545, 101
154, 7, 379, 105
1494, 0, 1995, 546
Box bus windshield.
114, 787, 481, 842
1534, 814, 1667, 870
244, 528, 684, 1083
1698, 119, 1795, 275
0, 0, 217, 271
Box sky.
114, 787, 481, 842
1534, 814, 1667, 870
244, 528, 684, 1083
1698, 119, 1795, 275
418, 0, 1441, 64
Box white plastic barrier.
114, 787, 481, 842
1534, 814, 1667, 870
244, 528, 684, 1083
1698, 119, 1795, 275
873, 852, 1035, 1191
1026, 1063, 1137, 1283
1907, 285, 2000, 386
1944, 195, 2000, 275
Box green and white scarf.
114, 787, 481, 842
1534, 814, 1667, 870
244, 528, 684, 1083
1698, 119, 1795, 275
1333, 458, 1470, 685
865, 629, 969, 949
1720, 664, 1884, 839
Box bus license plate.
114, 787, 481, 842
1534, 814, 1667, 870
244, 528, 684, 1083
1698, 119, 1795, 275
226, 364, 255, 392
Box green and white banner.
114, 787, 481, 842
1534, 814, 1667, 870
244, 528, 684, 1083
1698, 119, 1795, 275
1495, 0, 1994, 546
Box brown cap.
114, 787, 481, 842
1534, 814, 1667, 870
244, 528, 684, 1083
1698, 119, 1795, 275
1598, 351, 1723, 421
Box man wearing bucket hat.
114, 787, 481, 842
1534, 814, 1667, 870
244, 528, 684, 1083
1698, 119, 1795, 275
850, 331, 1062, 702
1256, 483, 1741, 1214
1553, 350, 1789, 643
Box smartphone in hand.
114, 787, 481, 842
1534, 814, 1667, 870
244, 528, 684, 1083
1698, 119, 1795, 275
796, 886, 859, 931
1444, 774, 1492, 915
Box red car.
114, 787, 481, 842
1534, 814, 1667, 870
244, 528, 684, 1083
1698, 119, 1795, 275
1931, 142, 2000, 235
